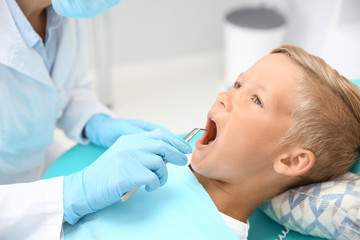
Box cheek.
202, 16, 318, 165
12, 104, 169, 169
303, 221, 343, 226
220, 126, 256, 157
217, 126, 269, 169
228, 114, 285, 153
205, 135, 242, 177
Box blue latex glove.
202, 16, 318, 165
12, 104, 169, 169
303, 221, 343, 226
85, 113, 172, 148
52, 0, 121, 18
63, 129, 192, 224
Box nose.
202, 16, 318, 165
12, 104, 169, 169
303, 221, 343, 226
216, 92, 232, 112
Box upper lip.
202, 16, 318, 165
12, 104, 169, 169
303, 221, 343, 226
208, 112, 217, 127
208, 114, 216, 126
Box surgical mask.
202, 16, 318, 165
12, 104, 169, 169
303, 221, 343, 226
52, 0, 121, 18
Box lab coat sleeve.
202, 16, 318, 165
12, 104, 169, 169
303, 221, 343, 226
56, 19, 114, 144
0, 177, 64, 240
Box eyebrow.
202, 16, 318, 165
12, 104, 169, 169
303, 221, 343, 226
239, 73, 266, 93
253, 82, 266, 93
238, 73, 245, 81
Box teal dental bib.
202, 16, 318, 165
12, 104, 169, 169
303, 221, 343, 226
63, 164, 238, 240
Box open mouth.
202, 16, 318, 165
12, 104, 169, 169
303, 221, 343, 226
197, 115, 218, 147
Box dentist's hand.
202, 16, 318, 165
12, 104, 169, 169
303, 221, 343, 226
63, 129, 192, 224
52, 0, 121, 18
84, 113, 171, 148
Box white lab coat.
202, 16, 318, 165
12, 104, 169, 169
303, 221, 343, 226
0, 1, 112, 239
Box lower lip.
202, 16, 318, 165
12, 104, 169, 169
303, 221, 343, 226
195, 133, 216, 149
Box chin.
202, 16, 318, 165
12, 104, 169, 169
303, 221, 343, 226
189, 150, 205, 172
190, 148, 217, 177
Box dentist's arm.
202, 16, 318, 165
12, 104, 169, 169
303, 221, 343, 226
63, 129, 192, 224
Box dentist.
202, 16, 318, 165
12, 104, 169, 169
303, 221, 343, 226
0, 0, 191, 239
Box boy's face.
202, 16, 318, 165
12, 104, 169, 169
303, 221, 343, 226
191, 54, 299, 183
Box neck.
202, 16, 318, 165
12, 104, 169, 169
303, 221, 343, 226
16, 0, 51, 41
190, 166, 285, 223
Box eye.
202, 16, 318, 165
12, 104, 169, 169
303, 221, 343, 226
233, 82, 241, 89
252, 95, 263, 108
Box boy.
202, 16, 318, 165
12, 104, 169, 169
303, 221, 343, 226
62, 45, 360, 239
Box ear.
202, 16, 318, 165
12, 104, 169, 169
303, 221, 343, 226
274, 149, 315, 176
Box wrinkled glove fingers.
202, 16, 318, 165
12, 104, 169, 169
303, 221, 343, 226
143, 138, 188, 166
129, 166, 161, 192
141, 154, 168, 186
126, 119, 169, 132
142, 129, 192, 154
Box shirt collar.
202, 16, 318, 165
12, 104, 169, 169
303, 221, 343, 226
46, 5, 63, 34
6, 0, 40, 48
5, 0, 63, 48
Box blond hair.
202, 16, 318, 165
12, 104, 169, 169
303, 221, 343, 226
272, 45, 360, 188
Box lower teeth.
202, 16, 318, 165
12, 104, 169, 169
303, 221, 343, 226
208, 140, 214, 144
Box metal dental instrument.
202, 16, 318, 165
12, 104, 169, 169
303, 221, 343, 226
121, 128, 207, 202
